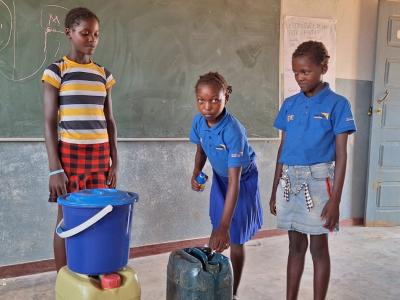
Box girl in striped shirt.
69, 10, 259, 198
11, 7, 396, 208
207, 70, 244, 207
42, 7, 118, 272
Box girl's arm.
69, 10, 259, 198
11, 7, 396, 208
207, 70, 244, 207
191, 144, 207, 191
269, 131, 285, 215
104, 87, 118, 188
321, 132, 348, 230
209, 166, 241, 252
43, 82, 68, 199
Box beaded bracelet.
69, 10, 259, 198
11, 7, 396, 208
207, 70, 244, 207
49, 169, 64, 177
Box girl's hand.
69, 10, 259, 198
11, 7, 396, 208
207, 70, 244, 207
209, 227, 230, 253
107, 164, 118, 188
49, 173, 68, 200
269, 194, 277, 216
321, 200, 340, 231
191, 172, 202, 191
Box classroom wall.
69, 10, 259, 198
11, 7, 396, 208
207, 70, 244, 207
0, 141, 278, 265
0, 0, 378, 266
282, 0, 378, 81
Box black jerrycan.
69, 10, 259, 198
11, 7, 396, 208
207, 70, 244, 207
166, 247, 233, 300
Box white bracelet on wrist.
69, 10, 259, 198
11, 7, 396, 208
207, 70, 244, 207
49, 169, 64, 177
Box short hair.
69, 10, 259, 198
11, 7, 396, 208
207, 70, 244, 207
195, 72, 232, 95
65, 7, 99, 29
292, 41, 330, 65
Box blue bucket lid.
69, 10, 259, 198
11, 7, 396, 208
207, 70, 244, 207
57, 188, 139, 208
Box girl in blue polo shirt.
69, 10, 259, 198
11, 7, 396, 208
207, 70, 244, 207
190, 72, 263, 299
270, 41, 356, 300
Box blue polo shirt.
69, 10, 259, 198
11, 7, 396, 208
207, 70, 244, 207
274, 84, 357, 166
189, 109, 256, 177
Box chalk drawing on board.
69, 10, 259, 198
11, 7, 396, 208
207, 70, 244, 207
0, 2, 67, 81
0, 0, 12, 52
236, 42, 263, 68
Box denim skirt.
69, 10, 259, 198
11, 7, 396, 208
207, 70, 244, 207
276, 162, 336, 235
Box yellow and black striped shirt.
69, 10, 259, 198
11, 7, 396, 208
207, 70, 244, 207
42, 56, 116, 144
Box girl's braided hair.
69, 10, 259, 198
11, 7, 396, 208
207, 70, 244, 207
293, 40, 330, 65
195, 72, 232, 95
65, 7, 99, 29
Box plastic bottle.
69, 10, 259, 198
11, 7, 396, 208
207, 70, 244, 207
195, 172, 208, 192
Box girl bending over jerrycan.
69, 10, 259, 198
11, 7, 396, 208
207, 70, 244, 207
190, 72, 263, 299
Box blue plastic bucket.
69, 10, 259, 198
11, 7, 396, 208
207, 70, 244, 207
57, 189, 138, 275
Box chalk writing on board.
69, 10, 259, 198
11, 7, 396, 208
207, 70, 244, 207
0, 1, 67, 81
283, 16, 336, 99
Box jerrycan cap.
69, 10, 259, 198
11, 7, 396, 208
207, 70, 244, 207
100, 273, 121, 289
196, 172, 208, 184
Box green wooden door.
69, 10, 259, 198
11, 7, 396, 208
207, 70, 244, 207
365, 0, 400, 225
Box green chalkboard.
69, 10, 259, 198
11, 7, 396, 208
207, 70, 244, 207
0, 0, 280, 138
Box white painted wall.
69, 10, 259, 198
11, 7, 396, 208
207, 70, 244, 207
281, 0, 378, 81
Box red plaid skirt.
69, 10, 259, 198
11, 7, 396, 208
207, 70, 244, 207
49, 141, 110, 202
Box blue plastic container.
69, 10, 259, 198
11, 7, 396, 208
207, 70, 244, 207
57, 189, 138, 275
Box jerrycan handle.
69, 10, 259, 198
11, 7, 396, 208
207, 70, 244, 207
189, 247, 220, 274
189, 247, 210, 267
56, 205, 113, 238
